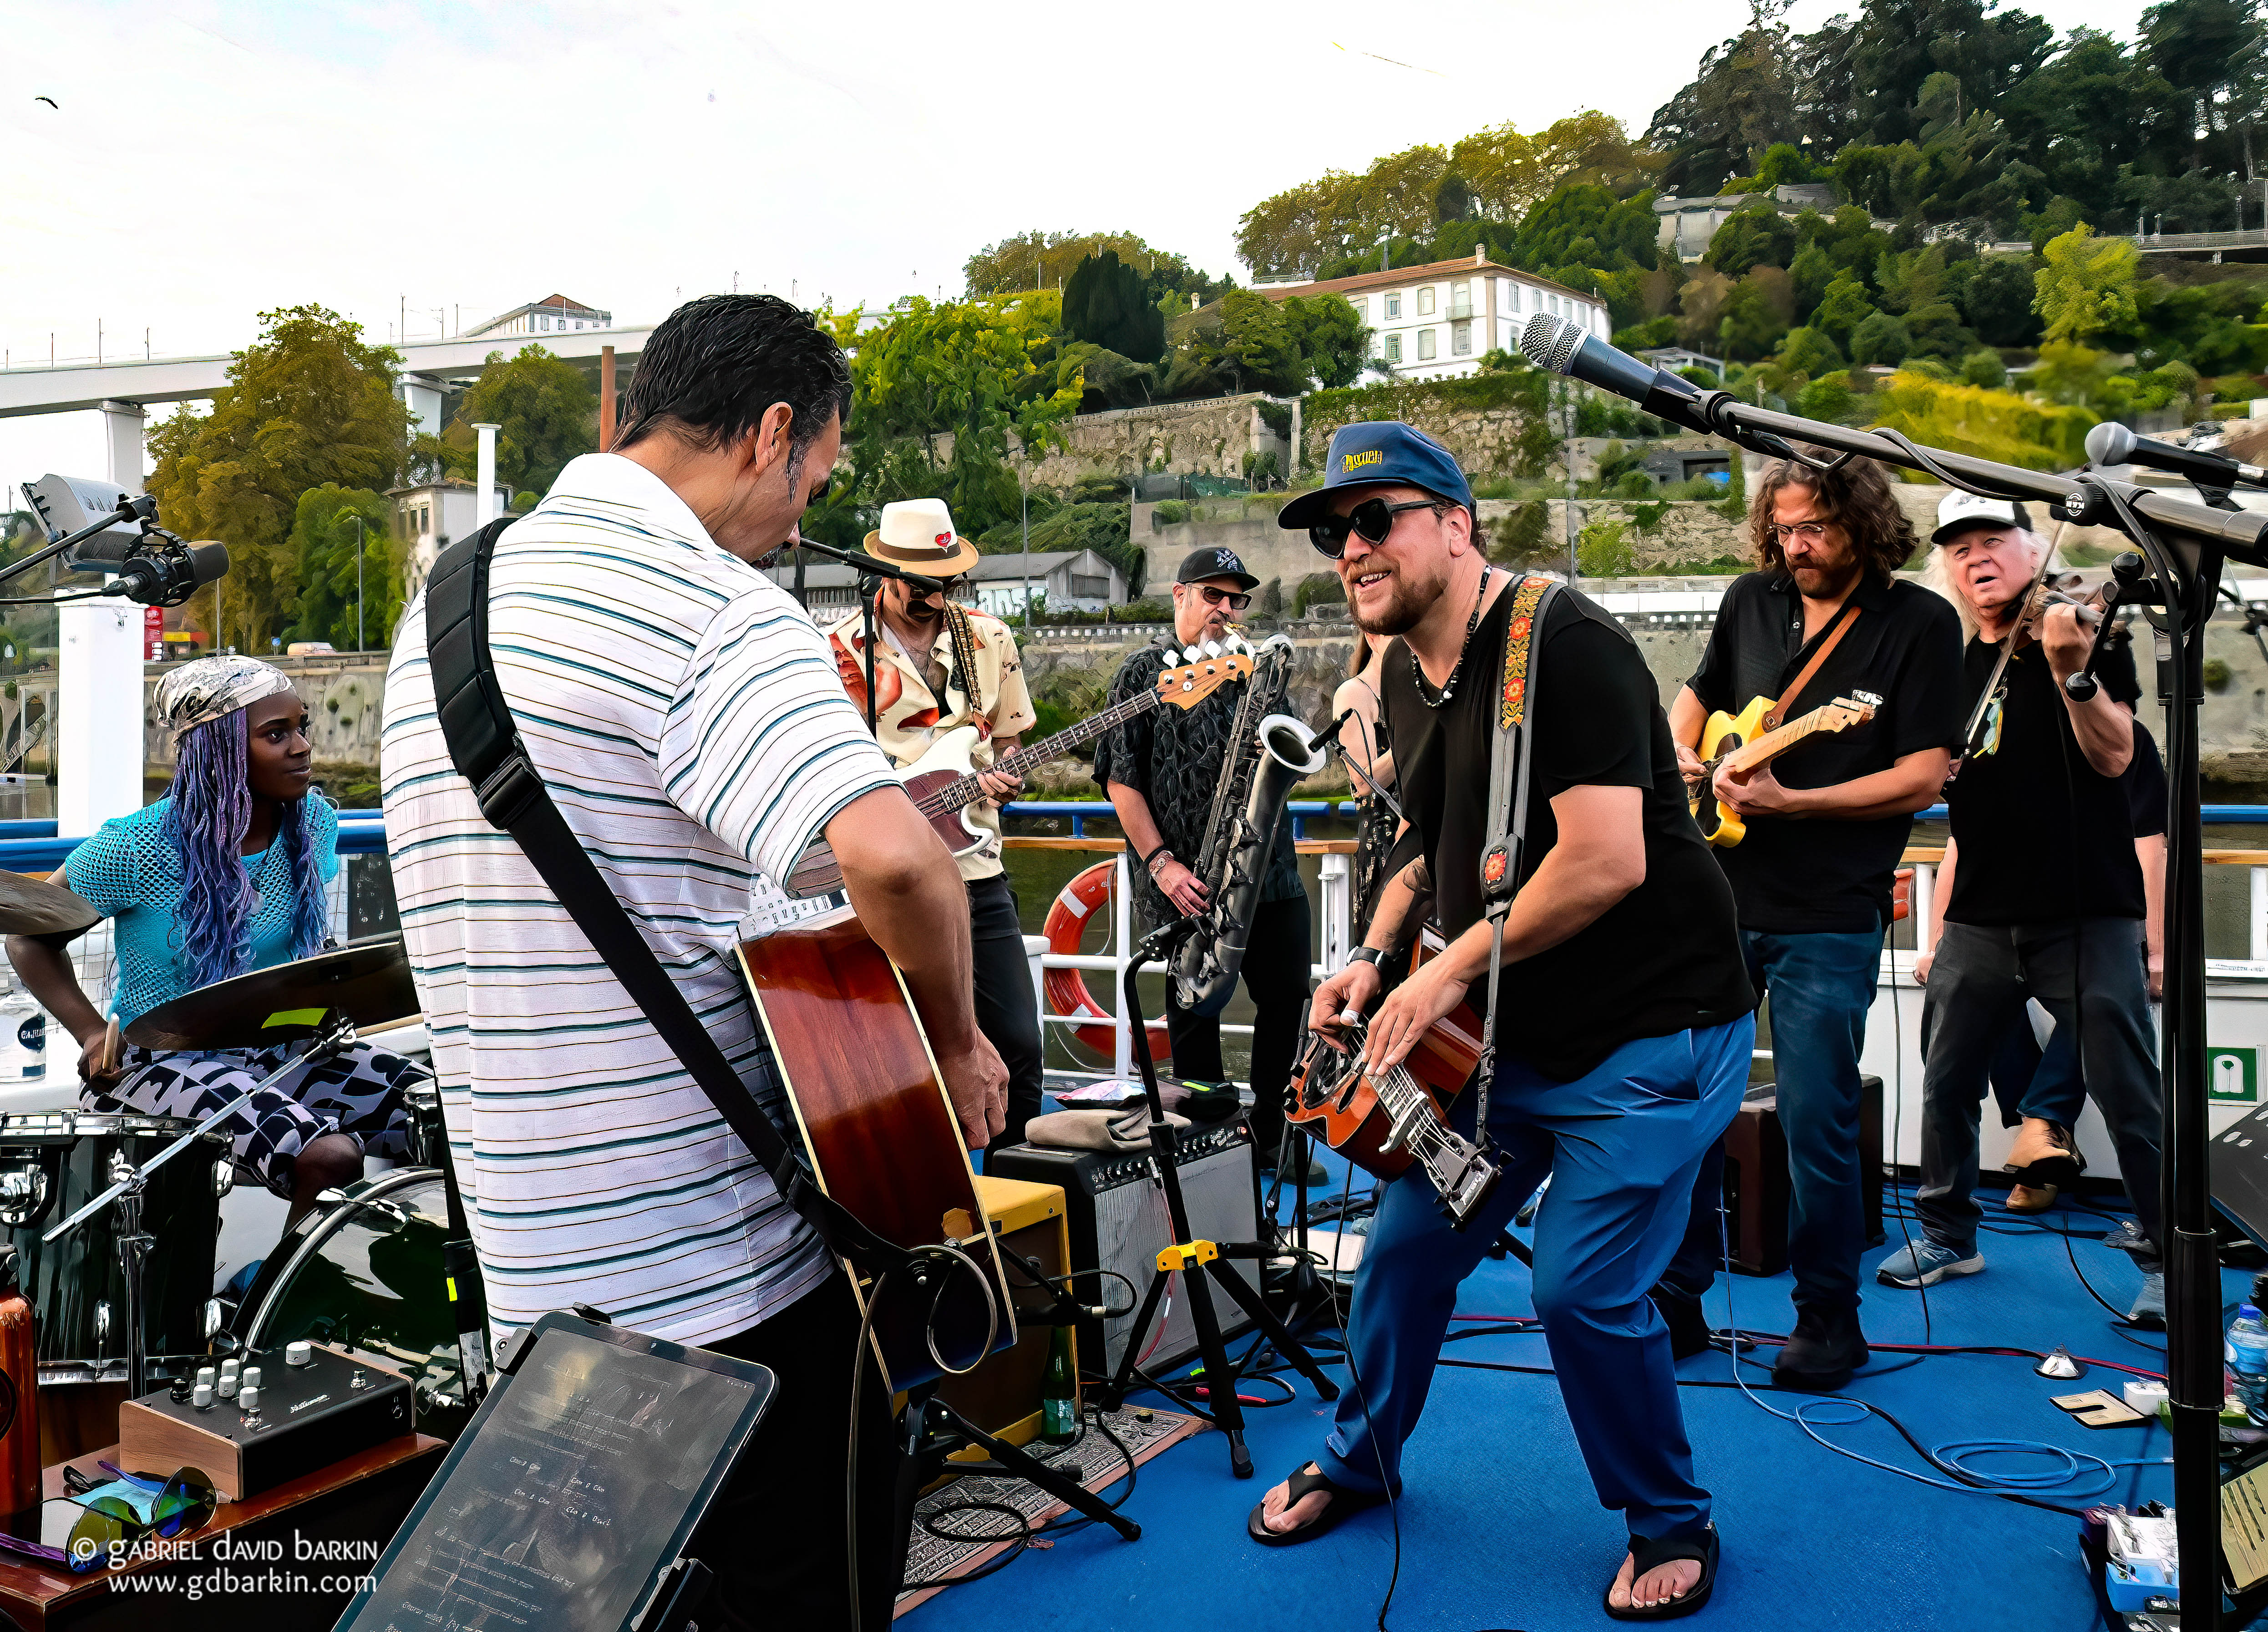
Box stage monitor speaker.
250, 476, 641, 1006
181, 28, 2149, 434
987, 1120, 1257, 1374
1722, 1074, 1885, 1276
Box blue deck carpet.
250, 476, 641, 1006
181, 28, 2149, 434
907, 1158, 2229, 1632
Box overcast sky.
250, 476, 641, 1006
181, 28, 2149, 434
1, 0, 2160, 500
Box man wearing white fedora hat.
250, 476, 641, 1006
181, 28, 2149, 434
824, 497, 1045, 1148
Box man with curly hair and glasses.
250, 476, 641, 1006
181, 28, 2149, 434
1649, 451, 1966, 1393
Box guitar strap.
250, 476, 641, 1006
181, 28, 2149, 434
1761, 600, 1862, 730
422, 518, 908, 1276
1472, 574, 1564, 1155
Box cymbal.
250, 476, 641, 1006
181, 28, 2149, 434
0, 870, 98, 937
127, 938, 419, 1052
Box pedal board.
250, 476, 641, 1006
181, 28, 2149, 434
119, 1342, 413, 1500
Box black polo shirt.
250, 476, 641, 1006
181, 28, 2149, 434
1687, 569, 1967, 935
1388, 583, 1753, 1082
1945, 634, 2144, 924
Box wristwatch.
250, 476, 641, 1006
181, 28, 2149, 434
1347, 946, 1385, 968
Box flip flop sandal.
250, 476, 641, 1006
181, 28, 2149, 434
1246, 1463, 1384, 1548
1604, 1523, 1719, 1622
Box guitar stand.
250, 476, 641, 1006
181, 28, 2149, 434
1094, 922, 1338, 1479
899, 1384, 1142, 1543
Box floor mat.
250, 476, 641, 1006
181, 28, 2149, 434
893, 1405, 1202, 1615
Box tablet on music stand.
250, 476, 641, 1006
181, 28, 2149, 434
338, 1312, 775, 1632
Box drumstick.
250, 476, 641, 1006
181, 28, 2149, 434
93, 1020, 120, 1078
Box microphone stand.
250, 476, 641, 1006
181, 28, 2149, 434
1096, 916, 1339, 1479
776, 539, 946, 734
1630, 384, 2268, 1627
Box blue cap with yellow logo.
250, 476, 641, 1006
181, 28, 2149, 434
1277, 420, 1475, 530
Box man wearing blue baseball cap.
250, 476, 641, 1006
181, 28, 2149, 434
1252, 422, 1754, 1621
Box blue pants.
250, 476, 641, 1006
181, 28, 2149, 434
1659, 929, 1881, 1313
1321, 1017, 1753, 1540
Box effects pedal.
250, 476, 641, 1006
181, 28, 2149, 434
119, 1341, 413, 1500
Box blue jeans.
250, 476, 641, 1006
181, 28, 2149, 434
1660, 928, 1882, 1313
1320, 1017, 1752, 1540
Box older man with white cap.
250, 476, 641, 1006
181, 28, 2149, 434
825, 498, 1043, 1149
1891, 490, 2166, 1325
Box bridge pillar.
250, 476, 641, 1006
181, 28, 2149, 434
61, 401, 149, 833
401, 375, 445, 440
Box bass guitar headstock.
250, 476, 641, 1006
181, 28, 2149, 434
1154, 648, 1254, 710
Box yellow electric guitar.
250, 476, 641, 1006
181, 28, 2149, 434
1691, 691, 1881, 847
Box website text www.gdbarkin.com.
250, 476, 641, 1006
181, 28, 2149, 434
76, 1530, 381, 1601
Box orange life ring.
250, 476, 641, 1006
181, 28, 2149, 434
1042, 859, 1172, 1062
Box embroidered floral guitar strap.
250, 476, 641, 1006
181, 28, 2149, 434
1473, 574, 1563, 1151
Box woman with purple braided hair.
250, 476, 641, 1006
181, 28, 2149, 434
5, 656, 420, 1241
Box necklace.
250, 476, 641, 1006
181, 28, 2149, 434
1410, 566, 1493, 709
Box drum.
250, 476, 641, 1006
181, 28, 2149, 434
231, 1167, 472, 1439
403, 1081, 446, 1171
0, 1112, 228, 1384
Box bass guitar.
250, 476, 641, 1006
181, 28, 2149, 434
1285, 935, 1502, 1227
784, 647, 1253, 897
740, 904, 1015, 1391
1690, 691, 1880, 848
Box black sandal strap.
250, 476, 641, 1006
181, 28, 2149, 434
1284, 1464, 1354, 1507
1629, 1524, 1716, 1580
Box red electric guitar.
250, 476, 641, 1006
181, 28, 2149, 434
783, 649, 1252, 897
1285, 934, 1502, 1227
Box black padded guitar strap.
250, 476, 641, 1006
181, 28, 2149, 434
422, 519, 907, 1275
1471, 574, 1564, 1155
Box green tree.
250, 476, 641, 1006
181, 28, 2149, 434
1719, 267, 1795, 360
1789, 239, 1836, 322
1062, 250, 1167, 364
146, 305, 409, 653
1776, 325, 1846, 377
1705, 203, 1796, 275
1281, 295, 1370, 389
965, 230, 1223, 301
1577, 518, 1635, 577
1961, 348, 2008, 387
1961, 257, 2041, 346
285, 485, 399, 651
2034, 223, 2139, 344
1811, 273, 1877, 348
1850, 311, 1913, 367
442, 344, 596, 497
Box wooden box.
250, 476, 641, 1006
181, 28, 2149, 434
117, 1345, 411, 1501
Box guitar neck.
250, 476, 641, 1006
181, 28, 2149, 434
1724, 706, 1836, 774
928, 690, 1162, 814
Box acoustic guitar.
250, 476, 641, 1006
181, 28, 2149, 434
1690, 691, 1880, 848
740, 906, 1015, 1391
1285, 935, 1502, 1228
783, 649, 1253, 897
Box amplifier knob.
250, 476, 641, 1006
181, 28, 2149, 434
285, 1340, 312, 1367
242, 1365, 262, 1391
192, 1383, 212, 1408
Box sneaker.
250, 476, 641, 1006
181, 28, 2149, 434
1875, 1240, 1984, 1288
1772, 1304, 1869, 1392
2127, 1271, 2167, 1329
2101, 1220, 2153, 1260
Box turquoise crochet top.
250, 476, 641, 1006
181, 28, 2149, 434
63, 797, 341, 1029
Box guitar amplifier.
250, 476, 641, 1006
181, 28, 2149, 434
118, 1343, 412, 1501
1722, 1074, 1885, 1276
988, 1119, 1258, 1373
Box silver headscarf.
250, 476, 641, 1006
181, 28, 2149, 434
153, 656, 294, 744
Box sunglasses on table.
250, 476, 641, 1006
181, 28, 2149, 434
1309, 498, 1442, 559
0, 1463, 219, 1571
1184, 585, 1252, 611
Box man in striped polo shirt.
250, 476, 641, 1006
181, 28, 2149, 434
381, 294, 1004, 1630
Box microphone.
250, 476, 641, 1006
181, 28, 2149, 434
104, 540, 229, 607
1514, 314, 1715, 434
2085, 421, 2268, 491
1309, 707, 1356, 754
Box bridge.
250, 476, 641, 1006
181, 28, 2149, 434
0, 324, 652, 421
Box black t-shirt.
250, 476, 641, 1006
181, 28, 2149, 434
1687, 570, 1968, 933
1945, 633, 2145, 924
2127, 720, 2167, 839
1388, 583, 1754, 1082
1091, 638, 1303, 926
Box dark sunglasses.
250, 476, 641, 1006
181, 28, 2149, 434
1309, 498, 1441, 559
1187, 585, 1252, 611
913, 576, 970, 599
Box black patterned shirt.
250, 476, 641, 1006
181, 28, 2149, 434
1091, 637, 1304, 925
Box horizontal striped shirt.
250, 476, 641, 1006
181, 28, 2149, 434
379, 453, 898, 1346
